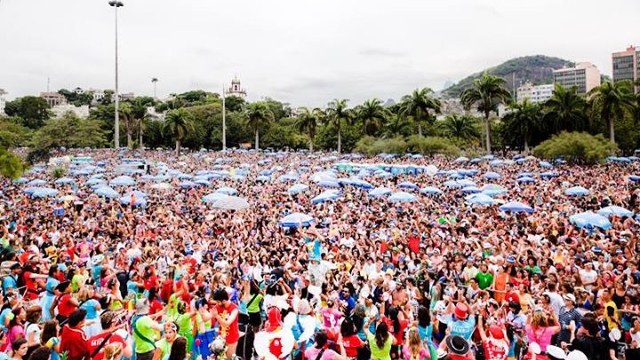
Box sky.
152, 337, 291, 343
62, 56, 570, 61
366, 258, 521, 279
0, 0, 638, 107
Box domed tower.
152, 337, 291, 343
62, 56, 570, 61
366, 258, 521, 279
226, 76, 247, 100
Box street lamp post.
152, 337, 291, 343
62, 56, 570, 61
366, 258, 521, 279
109, 0, 124, 149
222, 84, 226, 151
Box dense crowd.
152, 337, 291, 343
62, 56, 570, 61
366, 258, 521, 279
1, 149, 640, 360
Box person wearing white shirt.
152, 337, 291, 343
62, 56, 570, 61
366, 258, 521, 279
579, 263, 598, 289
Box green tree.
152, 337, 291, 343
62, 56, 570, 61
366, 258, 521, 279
163, 109, 195, 156
295, 107, 322, 152
588, 80, 635, 144
355, 98, 388, 136
460, 73, 512, 153
0, 117, 32, 148
382, 114, 413, 138
501, 100, 542, 153
4, 96, 51, 129
224, 96, 246, 113
0, 147, 25, 179
439, 113, 480, 143
533, 131, 617, 164
326, 99, 352, 154
543, 84, 588, 133
400, 88, 441, 138
245, 102, 275, 150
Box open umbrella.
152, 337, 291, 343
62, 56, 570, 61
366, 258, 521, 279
194, 179, 212, 187
454, 156, 469, 163
459, 186, 481, 194
444, 180, 464, 188
288, 184, 309, 195
629, 175, 640, 182
57, 195, 78, 203
318, 180, 340, 188
212, 196, 250, 210
216, 187, 238, 195
279, 213, 315, 228
481, 184, 508, 196
94, 187, 120, 198
420, 186, 443, 195
569, 211, 611, 230
54, 177, 75, 186
203, 192, 229, 203
13, 177, 28, 184
311, 190, 340, 204
178, 181, 199, 188
565, 186, 590, 196
369, 187, 392, 197
28, 179, 47, 186
539, 161, 553, 168
151, 182, 173, 190
31, 188, 59, 198
397, 182, 419, 190
539, 172, 559, 179
348, 179, 373, 189
516, 176, 536, 184
119, 195, 147, 207
484, 172, 501, 180
499, 201, 534, 213
256, 175, 271, 182
466, 193, 497, 206
489, 159, 504, 167
109, 175, 136, 187
85, 178, 106, 187
598, 206, 634, 218
457, 179, 476, 187
517, 172, 534, 178
129, 190, 148, 198
388, 191, 417, 203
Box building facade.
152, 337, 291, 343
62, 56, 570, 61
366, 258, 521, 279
51, 104, 90, 119
612, 45, 639, 85
40, 92, 67, 107
553, 62, 601, 96
516, 82, 554, 104
225, 77, 247, 99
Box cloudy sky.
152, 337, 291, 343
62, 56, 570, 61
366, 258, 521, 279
0, 0, 638, 106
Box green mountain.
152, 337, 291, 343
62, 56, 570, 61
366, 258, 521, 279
443, 55, 574, 97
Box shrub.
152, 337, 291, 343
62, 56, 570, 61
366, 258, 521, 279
533, 131, 617, 164
355, 136, 407, 155
406, 135, 460, 156
52, 166, 66, 179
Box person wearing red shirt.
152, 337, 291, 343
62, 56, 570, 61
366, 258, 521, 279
53, 281, 79, 324
504, 283, 520, 305
60, 309, 91, 360
88, 311, 132, 360
212, 289, 239, 359
340, 319, 364, 358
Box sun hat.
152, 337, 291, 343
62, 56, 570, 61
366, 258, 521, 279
563, 294, 576, 304
446, 335, 470, 356
454, 303, 469, 320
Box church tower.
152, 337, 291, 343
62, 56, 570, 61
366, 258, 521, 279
226, 76, 247, 100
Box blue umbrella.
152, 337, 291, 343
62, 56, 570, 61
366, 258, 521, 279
203, 193, 229, 203
516, 176, 536, 184
288, 184, 310, 195
565, 186, 590, 196
375, 171, 393, 178
348, 179, 373, 189
54, 177, 75, 185
94, 187, 120, 199
459, 186, 481, 194
629, 175, 640, 182
256, 175, 271, 182
444, 180, 464, 188
216, 186, 238, 195
277, 174, 299, 182
109, 176, 136, 187
539, 161, 553, 168
517, 172, 534, 178
279, 212, 315, 228
179, 181, 199, 188
13, 177, 29, 184
388, 191, 417, 203
448, 172, 463, 179
484, 172, 501, 180
369, 187, 393, 197
176, 173, 193, 180
569, 211, 611, 230
489, 159, 504, 167
31, 187, 59, 198
454, 156, 469, 163
119, 195, 147, 207
129, 190, 148, 198
85, 178, 106, 187
481, 184, 508, 196
194, 179, 212, 187
420, 186, 443, 195
457, 179, 476, 187
598, 206, 634, 218
466, 193, 497, 206
481, 154, 495, 160
469, 158, 482, 164
629, 156, 640, 162
28, 179, 47, 186
312, 190, 340, 204
398, 182, 419, 190
140, 174, 156, 181
499, 201, 534, 213
539, 172, 559, 179
24, 187, 40, 195
318, 180, 340, 188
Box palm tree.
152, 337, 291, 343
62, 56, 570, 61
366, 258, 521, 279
543, 84, 588, 133
502, 99, 541, 154
163, 108, 194, 156
588, 80, 635, 144
400, 88, 441, 138
326, 99, 352, 154
245, 102, 274, 150
130, 99, 149, 149
440, 113, 480, 143
356, 98, 388, 136
382, 113, 412, 138
151, 78, 158, 99
295, 107, 322, 152
118, 102, 135, 148
460, 72, 512, 153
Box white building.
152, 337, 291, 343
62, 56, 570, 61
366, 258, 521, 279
516, 82, 554, 104
51, 104, 90, 119
225, 77, 247, 99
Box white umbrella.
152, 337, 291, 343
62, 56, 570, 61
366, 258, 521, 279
212, 196, 250, 210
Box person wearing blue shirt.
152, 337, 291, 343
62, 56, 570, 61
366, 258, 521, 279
339, 288, 357, 314
40, 265, 61, 321
2, 264, 20, 295
443, 303, 476, 341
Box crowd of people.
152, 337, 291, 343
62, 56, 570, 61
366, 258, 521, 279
1, 148, 640, 360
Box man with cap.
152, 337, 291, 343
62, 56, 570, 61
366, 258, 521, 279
558, 293, 582, 346
131, 297, 163, 360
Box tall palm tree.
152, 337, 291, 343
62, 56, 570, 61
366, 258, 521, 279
130, 99, 149, 149
355, 98, 388, 136
163, 108, 194, 156
151, 78, 158, 99
588, 80, 635, 144
502, 99, 541, 154
400, 88, 441, 138
326, 99, 352, 154
118, 102, 135, 148
383, 113, 412, 138
440, 113, 480, 143
295, 107, 322, 152
245, 102, 274, 150
543, 84, 588, 133
460, 73, 512, 153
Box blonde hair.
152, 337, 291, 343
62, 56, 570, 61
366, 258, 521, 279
77, 288, 90, 302
104, 343, 123, 360
407, 328, 422, 357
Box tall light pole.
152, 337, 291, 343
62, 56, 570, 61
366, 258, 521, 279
151, 77, 158, 99
109, 0, 124, 149
222, 84, 227, 151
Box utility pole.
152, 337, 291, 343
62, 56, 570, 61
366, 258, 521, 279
222, 84, 227, 151
109, 0, 124, 149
